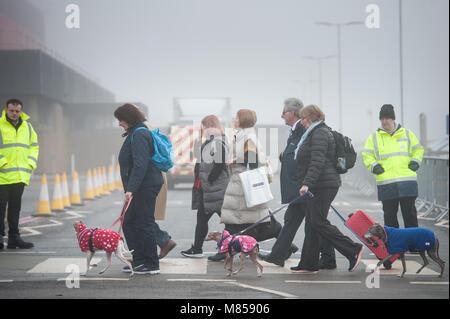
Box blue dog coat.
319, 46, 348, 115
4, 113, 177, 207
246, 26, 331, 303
384, 226, 436, 254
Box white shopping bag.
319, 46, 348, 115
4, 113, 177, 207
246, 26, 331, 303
239, 166, 274, 208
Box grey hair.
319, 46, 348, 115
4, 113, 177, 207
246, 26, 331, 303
284, 98, 303, 117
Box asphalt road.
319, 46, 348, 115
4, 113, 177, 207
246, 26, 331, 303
0, 174, 448, 304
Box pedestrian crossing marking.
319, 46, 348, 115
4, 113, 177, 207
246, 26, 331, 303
160, 258, 207, 274
361, 259, 440, 276
27, 257, 102, 274
25, 257, 442, 276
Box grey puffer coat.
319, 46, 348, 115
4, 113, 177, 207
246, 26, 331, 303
192, 135, 230, 214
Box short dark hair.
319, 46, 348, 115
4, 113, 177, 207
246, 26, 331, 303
114, 103, 146, 127
6, 99, 23, 109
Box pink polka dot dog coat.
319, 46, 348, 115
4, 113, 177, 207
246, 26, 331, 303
218, 230, 259, 254
77, 222, 121, 253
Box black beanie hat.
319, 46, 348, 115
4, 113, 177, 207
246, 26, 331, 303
379, 104, 396, 120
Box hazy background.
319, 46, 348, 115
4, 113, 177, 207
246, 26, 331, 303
27, 0, 449, 144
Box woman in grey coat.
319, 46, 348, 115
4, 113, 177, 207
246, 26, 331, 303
181, 115, 230, 258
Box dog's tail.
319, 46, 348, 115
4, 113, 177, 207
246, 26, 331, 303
119, 238, 134, 255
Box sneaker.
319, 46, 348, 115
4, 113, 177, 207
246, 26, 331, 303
207, 252, 226, 262
258, 253, 285, 267
319, 262, 337, 270
181, 245, 203, 258
348, 245, 364, 272
290, 266, 318, 274
134, 264, 160, 275
122, 265, 132, 273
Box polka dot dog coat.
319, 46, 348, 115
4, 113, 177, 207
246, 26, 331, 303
218, 230, 259, 254
77, 223, 121, 253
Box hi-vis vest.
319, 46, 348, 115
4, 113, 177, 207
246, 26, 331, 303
362, 125, 423, 186
0, 109, 39, 185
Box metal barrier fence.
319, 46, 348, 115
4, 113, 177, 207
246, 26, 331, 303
416, 156, 449, 222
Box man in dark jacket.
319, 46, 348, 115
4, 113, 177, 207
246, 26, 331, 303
259, 98, 306, 266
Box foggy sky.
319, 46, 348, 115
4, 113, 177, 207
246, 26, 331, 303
28, 0, 449, 145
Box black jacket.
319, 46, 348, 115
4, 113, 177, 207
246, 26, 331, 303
280, 122, 306, 203
118, 123, 164, 193
296, 122, 341, 190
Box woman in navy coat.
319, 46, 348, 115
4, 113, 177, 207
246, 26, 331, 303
114, 103, 164, 275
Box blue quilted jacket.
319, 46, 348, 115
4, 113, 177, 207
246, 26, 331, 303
384, 226, 436, 254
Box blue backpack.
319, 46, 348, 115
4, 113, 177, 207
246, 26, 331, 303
131, 127, 174, 172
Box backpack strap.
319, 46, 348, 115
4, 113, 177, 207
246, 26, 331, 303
130, 126, 150, 143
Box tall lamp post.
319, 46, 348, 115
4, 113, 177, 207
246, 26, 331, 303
316, 21, 363, 133
303, 55, 336, 107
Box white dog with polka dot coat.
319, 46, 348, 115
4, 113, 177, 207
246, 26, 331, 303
73, 221, 134, 277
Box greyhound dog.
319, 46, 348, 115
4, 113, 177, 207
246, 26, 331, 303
73, 221, 134, 277
206, 231, 263, 277
364, 223, 445, 278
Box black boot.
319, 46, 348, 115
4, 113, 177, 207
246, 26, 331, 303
7, 234, 34, 249
0, 237, 3, 250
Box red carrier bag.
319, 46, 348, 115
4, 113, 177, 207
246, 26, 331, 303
330, 206, 399, 264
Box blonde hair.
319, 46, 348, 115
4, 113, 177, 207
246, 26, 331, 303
236, 109, 257, 128
299, 104, 325, 123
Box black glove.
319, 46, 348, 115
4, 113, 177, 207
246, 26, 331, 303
372, 164, 385, 175
408, 161, 420, 172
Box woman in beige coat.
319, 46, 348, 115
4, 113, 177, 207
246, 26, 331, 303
218, 109, 282, 249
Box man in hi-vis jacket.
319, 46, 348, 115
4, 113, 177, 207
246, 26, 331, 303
0, 99, 39, 249
362, 104, 424, 233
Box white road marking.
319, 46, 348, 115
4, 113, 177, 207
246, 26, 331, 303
160, 258, 207, 274
20, 219, 64, 237
167, 278, 236, 283
57, 277, 130, 281
226, 282, 298, 299
61, 210, 94, 220
28, 257, 103, 273
361, 259, 440, 276
286, 280, 361, 284
409, 281, 449, 285
0, 280, 13, 283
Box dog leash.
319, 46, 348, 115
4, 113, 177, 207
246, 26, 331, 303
107, 196, 133, 235
236, 191, 314, 236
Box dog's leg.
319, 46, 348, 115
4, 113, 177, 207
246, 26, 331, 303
225, 254, 233, 277
233, 253, 245, 275
115, 241, 134, 277
427, 238, 446, 278
399, 253, 406, 278
416, 250, 429, 275
99, 252, 112, 274
249, 249, 263, 277
376, 254, 394, 271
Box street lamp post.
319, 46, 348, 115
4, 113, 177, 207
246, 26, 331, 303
316, 21, 363, 133
303, 55, 336, 108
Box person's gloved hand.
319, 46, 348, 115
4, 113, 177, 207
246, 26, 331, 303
372, 164, 385, 175
408, 161, 420, 172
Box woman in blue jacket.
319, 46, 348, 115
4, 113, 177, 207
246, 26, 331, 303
114, 103, 164, 275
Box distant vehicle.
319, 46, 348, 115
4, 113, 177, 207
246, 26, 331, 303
167, 97, 232, 189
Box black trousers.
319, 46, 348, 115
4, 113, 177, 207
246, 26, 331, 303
0, 183, 26, 238
382, 196, 418, 228
193, 206, 220, 250
299, 187, 361, 270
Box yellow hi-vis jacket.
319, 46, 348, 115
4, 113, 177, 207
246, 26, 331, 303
362, 125, 424, 201
0, 109, 39, 185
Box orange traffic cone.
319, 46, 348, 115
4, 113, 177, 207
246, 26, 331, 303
101, 166, 110, 195
61, 172, 71, 208
108, 165, 115, 192
84, 169, 95, 200
115, 164, 122, 190
33, 174, 53, 216
51, 173, 65, 212
93, 168, 101, 197
70, 171, 84, 205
